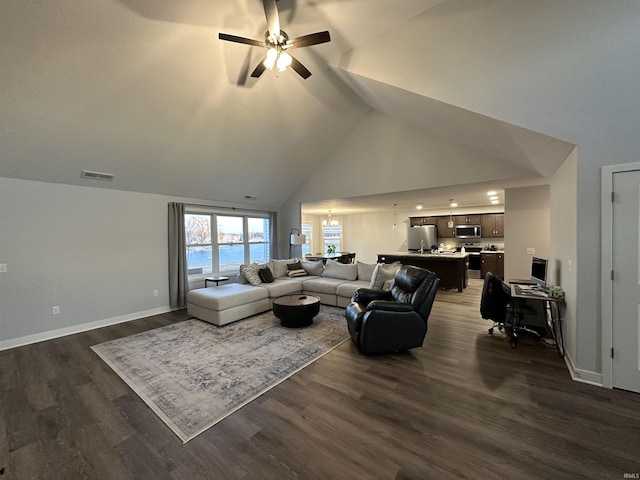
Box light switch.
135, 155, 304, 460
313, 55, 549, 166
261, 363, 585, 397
0, 264, 7, 273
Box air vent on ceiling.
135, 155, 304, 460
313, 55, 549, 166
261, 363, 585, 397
80, 170, 115, 181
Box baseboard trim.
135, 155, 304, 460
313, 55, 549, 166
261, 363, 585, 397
564, 351, 604, 387
0, 306, 176, 352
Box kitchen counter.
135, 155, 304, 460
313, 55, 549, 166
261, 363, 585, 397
480, 250, 505, 254
388, 251, 470, 259
378, 252, 469, 292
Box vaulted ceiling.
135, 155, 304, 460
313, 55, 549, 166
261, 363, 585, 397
0, 0, 573, 211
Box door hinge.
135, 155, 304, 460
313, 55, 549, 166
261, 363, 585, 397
611, 191, 616, 203
611, 347, 615, 359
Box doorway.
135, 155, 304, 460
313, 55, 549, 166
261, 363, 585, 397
602, 164, 640, 393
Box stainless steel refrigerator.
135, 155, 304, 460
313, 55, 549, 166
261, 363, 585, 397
407, 225, 437, 251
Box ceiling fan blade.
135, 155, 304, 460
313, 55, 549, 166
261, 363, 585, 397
219, 33, 266, 47
263, 0, 280, 36
289, 31, 331, 49
251, 58, 268, 78
289, 54, 312, 79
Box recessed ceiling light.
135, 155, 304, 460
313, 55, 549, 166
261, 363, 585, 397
416, 204, 423, 210
490, 196, 499, 201
491, 199, 500, 204
487, 191, 497, 196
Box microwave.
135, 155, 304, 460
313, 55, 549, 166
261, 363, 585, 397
455, 225, 482, 238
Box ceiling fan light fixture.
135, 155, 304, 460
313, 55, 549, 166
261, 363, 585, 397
264, 48, 278, 70
277, 51, 292, 71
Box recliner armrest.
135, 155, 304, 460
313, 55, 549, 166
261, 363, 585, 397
367, 300, 415, 313
352, 288, 392, 305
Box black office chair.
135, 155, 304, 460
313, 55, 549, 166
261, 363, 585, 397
480, 272, 542, 346
480, 272, 512, 334
345, 265, 439, 354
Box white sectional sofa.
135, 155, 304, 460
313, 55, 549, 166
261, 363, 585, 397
186, 258, 399, 326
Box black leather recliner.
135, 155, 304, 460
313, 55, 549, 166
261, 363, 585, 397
345, 265, 440, 354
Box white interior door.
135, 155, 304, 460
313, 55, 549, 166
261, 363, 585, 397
612, 169, 640, 392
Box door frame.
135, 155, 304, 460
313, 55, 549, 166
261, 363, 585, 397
601, 162, 640, 389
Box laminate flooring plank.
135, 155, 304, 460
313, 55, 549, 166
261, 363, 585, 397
71, 423, 135, 480
115, 435, 176, 480
76, 382, 135, 446
2, 284, 640, 479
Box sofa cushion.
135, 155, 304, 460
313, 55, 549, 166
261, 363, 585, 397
301, 260, 324, 276
356, 261, 376, 282
322, 260, 358, 281
259, 278, 303, 297
187, 283, 268, 311
336, 280, 371, 300
303, 277, 350, 295
270, 258, 295, 278
369, 262, 402, 289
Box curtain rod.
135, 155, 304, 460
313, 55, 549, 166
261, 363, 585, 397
181, 202, 275, 214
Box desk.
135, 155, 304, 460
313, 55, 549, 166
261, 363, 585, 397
510, 283, 565, 357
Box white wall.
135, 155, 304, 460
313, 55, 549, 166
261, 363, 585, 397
0, 177, 275, 349
503, 185, 550, 282
282, 1, 640, 379
550, 148, 578, 370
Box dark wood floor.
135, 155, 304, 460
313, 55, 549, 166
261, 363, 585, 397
1, 279, 639, 479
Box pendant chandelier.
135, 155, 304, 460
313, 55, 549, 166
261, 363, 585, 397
322, 210, 339, 226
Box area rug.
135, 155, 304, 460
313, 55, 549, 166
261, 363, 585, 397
91, 306, 349, 443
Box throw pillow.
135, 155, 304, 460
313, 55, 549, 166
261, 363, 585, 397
287, 261, 303, 272
356, 261, 376, 282
321, 260, 358, 281
287, 269, 307, 278
258, 267, 275, 283
270, 258, 295, 278
301, 260, 324, 276
369, 262, 402, 289
240, 264, 263, 286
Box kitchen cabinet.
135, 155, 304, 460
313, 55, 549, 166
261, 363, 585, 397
480, 252, 504, 278
454, 214, 482, 225
436, 216, 456, 238
482, 213, 504, 237
408, 212, 504, 238
409, 216, 438, 227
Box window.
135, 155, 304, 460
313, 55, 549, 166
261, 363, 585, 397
301, 223, 312, 256
323, 224, 342, 253
185, 214, 212, 275
185, 211, 271, 276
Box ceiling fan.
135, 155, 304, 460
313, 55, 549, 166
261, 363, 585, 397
218, 0, 331, 79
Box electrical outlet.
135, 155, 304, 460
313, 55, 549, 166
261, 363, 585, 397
51, 306, 60, 315
526, 248, 535, 255
153, 290, 159, 297
0, 263, 7, 273
567, 260, 573, 273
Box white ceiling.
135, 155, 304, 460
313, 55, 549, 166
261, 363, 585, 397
0, 0, 573, 213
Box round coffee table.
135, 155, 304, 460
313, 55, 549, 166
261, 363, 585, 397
273, 294, 321, 328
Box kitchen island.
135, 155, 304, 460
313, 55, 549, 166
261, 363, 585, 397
377, 252, 469, 292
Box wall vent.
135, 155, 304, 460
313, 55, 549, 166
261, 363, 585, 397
80, 170, 115, 181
